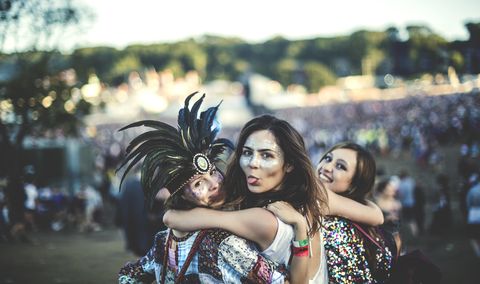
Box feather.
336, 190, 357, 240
117, 92, 234, 209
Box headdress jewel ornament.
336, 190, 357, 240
117, 92, 234, 207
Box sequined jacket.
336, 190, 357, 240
119, 228, 289, 284
323, 217, 392, 284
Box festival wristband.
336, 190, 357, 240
291, 245, 309, 257
292, 238, 309, 248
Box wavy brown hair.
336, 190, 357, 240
217, 115, 327, 236
320, 141, 386, 276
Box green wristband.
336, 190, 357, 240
292, 238, 309, 248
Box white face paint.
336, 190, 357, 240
240, 130, 288, 194
240, 132, 283, 169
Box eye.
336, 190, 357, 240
336, 163, 347, 170
262, 152, 274, 159
194, 180, 203, 188
210, 168, 217, 176
324, 155, 333, 162
242, 149, 252, 156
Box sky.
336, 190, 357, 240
76, 0, 480, 51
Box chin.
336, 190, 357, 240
247, 185, 265, 194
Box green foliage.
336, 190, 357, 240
273, 58, 298, 87
451, 50, 464, 72
111, 54, 142, 79
303, 61, 338, 93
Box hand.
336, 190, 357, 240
266, 201, 305, 228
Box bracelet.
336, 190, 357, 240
292, 237, 309, 248
291, 245, 309, 257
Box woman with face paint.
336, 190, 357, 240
164, 115, 384, 284
267, 142, 393, 284
118, 94, 290, 283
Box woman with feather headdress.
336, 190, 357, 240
117, 92, 290, 283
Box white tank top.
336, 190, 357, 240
251, 216, 294, 267
309, 227, 329, 283
253, 216, 329, 283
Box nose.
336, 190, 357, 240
322, 161, 333, 172
248, 155, 260, 168
206, 175, 220, 191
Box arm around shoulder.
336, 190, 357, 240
163, 207, 278, 250
327, 189, 384, 226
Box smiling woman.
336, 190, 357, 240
317, 148, 358, 194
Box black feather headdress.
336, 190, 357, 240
117, 92, 234, 207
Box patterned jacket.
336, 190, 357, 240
119, 229, 289, 284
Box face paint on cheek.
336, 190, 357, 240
242, 136, 284, 169
239, 156, 251, 169
185, 184, 209, 200
259, 144, 284, 169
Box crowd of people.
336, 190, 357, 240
0, 167, 107, 243
277, 91, 479, 170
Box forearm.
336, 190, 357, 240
288, 218, 309, 284
163, 208, 218, 231
163, 207, 278, 250
327, 190, 384, 226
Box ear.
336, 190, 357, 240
286, 164, 294, 173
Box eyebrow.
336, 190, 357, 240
244, 145, 278, 153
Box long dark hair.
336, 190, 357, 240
320, 141, 386, 276
218, 115, 326, 236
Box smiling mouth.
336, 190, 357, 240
210, 190, 219, 199
318, 173, 332, 183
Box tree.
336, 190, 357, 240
0, 0, 95, 205
303, 60, 338, 93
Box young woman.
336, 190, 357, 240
268, 142, 393, 283
164, 117, 384, 284
118, 93, 289, 283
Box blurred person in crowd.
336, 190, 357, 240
466, 170, 480, 259
375, 177, 403, 256
8, 177, 29, 243
397, 167, 419, 239
459, 156, 477, 221
429, 173, 453, 235
69, 185, 86, 232
0, 177, 11, 241
37, 184, 54, 230
81, 182, 103, 232
428, 140, 445, 173
413, 175, 427, 235
22, 166, 39, 232
50, 186, 69, 231
118, 93, 290, 283
92, 163, 111, 200
116, 165, 168, 256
